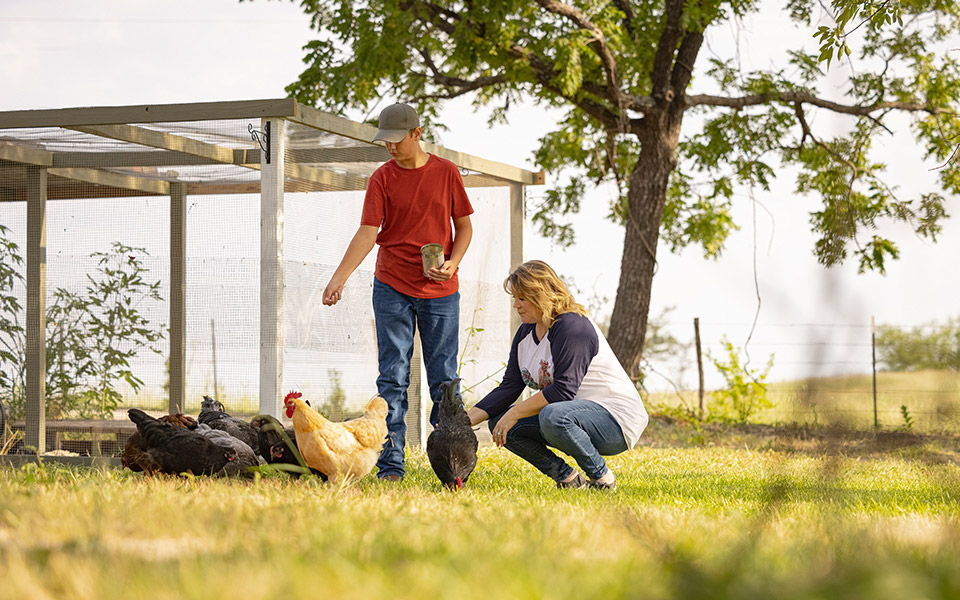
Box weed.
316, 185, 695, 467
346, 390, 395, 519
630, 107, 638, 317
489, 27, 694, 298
899, 404, 914, 431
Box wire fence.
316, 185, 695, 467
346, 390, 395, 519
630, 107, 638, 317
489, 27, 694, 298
643, 317, 960, 433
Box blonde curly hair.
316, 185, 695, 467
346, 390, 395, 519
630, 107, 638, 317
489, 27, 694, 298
504, 260, 588, 328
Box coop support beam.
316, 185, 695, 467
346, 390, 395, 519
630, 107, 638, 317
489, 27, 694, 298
25, 167, 47, 453
48, 167, 169, 196
509, 182, 525, 333
290, 104, 545, 185
259, 118, 284, 417
169, 182, 187, 414
0, 98, 298, 129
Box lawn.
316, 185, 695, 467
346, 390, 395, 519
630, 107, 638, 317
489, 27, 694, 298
647, 369, 960, 433
3, 423, 960, 600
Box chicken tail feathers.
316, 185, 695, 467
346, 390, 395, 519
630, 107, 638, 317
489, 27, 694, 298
438, 379, 464, 418
127, 408, 170, 448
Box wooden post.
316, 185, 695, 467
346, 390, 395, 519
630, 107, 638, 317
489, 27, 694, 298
25, 166, 47, 453
509, 182, 524, 333
259, 118, 285, 417
872, 316, 878, 429
211, 319, 219, 404
694, 317, 704, 418
168, 182, 186, 414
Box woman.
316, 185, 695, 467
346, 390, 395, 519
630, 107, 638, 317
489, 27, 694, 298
467, 260, 648, 490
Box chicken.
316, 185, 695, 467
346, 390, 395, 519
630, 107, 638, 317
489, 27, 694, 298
283, 390, 388, 483
198, 395, 261, 456
121, 413, 198, 472
426, 379, 478, 490
127, 408, 237, 476
195, 423, 259, 478
250, 414, 327, 480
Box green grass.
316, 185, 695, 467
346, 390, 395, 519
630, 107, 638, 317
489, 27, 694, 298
3, 436, 960, 600
648, 369, 960, 432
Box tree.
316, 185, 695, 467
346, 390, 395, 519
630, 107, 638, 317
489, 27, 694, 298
876, 318, 960, 372
283, 0, 960, 375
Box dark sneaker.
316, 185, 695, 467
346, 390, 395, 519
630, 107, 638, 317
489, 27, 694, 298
380, 474, 403, 482
556, 473, 589, 489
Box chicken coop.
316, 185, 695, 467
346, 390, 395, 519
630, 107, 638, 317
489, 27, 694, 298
0, 98, 542, 463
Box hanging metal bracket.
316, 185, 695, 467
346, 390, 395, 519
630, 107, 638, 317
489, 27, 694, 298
248, 122, 271, 165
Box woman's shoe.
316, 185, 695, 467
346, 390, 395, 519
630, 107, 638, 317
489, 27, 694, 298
588, 472, 617, 490
556, 472, 589, 489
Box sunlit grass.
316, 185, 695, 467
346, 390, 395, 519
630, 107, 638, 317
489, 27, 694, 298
648, 369, 960, 432
3, 443, 960, 599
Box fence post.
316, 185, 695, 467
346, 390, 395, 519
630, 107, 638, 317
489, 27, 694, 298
872, 315, 878, 429
694, 317, 704, 418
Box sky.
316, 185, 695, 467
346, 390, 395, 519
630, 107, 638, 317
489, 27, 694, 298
2, 0, 958, 392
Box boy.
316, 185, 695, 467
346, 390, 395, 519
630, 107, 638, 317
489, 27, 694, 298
322, 103, 473, 481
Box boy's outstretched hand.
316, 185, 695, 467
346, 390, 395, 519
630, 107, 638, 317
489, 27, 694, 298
322, 278, 344, 305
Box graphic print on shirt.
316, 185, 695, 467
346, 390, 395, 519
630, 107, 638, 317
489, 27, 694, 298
520, 359, 553, 390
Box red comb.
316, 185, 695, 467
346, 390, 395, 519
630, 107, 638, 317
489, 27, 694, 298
284, 390, 302, 402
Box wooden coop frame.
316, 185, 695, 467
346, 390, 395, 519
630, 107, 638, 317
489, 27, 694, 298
0, 98, 543, 458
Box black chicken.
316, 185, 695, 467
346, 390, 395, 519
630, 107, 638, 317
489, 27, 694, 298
426, 379, 478, 490
198, 395, 261, 456
250, 414, 327, 480
122, 413, 198, 472
195, 424, 260, 478
127, 408, 237, 476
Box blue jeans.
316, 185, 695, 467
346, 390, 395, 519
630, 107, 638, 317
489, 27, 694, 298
372, 277, 460, 478
490, 400, 628, 481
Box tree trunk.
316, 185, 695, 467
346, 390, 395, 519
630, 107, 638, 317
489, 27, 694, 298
607, 116, 682, 377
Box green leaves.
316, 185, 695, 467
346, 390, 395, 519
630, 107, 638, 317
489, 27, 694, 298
0, 237, 165, 420
815, 0, 903, 68
875, 317, 960, 371
708, 336, 775, 423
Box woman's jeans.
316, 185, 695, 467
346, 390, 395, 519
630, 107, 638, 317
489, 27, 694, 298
372, 278, 460, 479
490, 400, 628, 481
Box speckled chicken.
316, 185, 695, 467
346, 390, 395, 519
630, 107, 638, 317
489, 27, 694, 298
426, 379, 478, 490
283, 391, 388, 483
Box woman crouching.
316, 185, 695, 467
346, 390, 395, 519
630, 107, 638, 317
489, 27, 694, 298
467, 260, 648, 490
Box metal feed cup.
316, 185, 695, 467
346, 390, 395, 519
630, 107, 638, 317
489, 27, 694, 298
420, 243, 445, 277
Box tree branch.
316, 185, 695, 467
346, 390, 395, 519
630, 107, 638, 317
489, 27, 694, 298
406, 0, 641, 132
793, 101, 901, 204
686, 91, 948, 116
611, 0, 637, 40
670, 30, 704, 101
417, 48, 507, 95
650, 0, 685, 102
533, 0, 622, 101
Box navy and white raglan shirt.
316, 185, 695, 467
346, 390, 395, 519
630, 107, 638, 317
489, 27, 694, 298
475, 312, 649, 449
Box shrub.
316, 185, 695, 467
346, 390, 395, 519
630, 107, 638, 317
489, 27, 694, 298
875, 319, 960, 372
708, 337, 774, 423
0, 233, 165, 420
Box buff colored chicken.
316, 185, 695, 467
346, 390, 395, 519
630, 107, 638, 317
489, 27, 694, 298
283, 390, 388, 483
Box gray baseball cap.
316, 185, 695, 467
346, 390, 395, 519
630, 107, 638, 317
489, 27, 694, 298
372, 103, 420, 143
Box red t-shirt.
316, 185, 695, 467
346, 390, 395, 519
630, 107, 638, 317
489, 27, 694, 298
361, 154, 474, 298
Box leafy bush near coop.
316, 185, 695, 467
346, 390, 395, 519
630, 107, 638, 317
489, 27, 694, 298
0, 232, 165, 420
708, 337, 774, 423
0, 224, 25, 415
